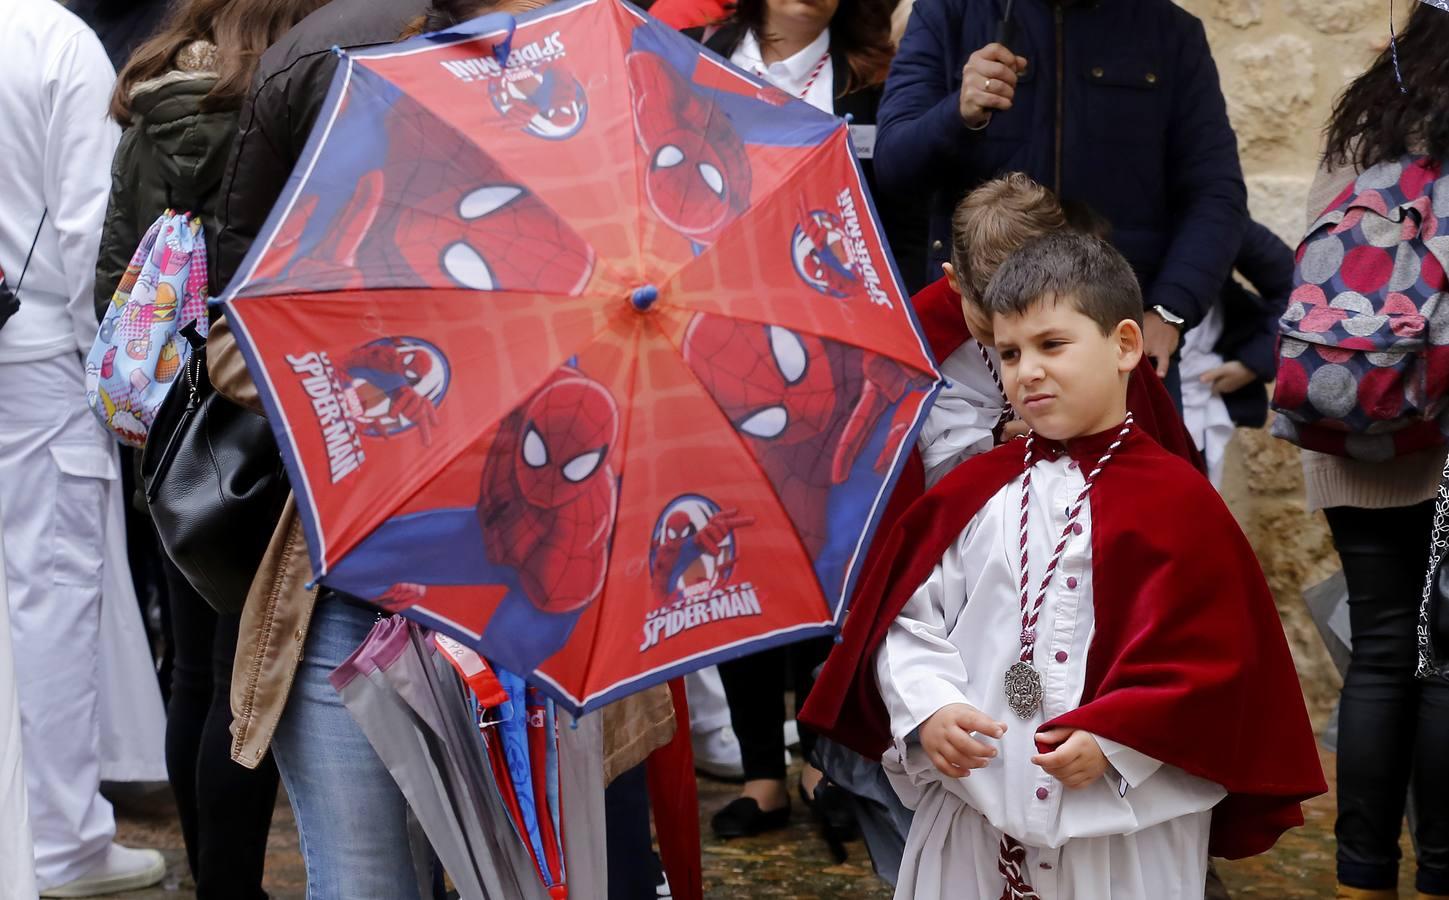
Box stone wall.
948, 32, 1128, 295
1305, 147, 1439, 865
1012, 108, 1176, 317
1179, 0, 1396, 724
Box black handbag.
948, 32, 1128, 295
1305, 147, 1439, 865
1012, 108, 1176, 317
141, 324, 289, 614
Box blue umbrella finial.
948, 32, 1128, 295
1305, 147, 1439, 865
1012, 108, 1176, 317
630, 285, 660, 312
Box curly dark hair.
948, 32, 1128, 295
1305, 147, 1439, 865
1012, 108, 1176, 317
1324, 3, 1449, 170
725, 0, 894, 95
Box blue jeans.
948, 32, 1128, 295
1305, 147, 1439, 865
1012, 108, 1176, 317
271, 596, 423, 900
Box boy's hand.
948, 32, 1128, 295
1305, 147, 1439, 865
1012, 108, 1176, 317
1199, 360, 1256, 395
1031, 728, 1108, 789
920, 703, 1007, 777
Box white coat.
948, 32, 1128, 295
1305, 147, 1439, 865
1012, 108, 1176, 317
0, 514, 39, 900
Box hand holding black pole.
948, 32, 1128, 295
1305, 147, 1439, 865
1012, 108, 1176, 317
994, 0, 1016, 50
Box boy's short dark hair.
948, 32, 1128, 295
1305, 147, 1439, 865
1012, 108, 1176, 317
982, 232, 1143, 334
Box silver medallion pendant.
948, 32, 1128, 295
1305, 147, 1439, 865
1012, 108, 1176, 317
1003, 661, 1044, 719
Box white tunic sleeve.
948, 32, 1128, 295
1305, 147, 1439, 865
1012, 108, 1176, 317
875, 526, 978, 741
1096, 735, 1163, 789
917, 341, 1005, 487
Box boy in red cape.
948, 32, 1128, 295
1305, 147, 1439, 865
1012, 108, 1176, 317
804, 232, 1323, 899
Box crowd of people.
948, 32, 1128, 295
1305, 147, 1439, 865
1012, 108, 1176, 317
1, 0, 1447, 898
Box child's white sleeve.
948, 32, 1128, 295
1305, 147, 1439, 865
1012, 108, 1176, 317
874, 529, 974, 742
918, 342, 1005, 486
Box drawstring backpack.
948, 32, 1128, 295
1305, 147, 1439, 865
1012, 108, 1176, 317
86, 210, 210, 446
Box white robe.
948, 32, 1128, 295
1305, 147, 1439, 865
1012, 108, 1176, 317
0, 509, 38, 900
917, 339, 1005, 487
874, 452, 1226, 900
97, 481, 167, 785
1178, 304, 1234, 489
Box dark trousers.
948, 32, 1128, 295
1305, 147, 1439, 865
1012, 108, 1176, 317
1326, 502, 1449, 894
604, 763, 661, 899
718, 637, 833, 782
163, 556, 280, 900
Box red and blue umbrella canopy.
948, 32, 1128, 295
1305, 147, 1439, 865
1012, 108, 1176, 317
217, 0, 941, 713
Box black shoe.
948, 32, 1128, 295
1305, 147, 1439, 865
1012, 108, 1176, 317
800, 780, 858, 862
710, 796, 791, 839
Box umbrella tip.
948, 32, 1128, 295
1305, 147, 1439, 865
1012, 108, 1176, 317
629, 284, 660, 312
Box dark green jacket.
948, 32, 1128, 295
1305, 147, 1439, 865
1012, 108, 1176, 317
94, 72, 239, 320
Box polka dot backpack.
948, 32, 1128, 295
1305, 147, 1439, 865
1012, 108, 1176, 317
1271, 155, 1449, 460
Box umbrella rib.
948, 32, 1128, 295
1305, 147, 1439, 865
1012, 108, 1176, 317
318, 301, 634, 571
649, 310, 832, 614
652, 115, 842, 289
576, 320, 643, 697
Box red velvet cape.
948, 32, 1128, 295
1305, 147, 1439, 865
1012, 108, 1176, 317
801, 427, 1326, 859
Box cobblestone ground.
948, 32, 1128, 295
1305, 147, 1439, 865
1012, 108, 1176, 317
103, 746, 1413, 899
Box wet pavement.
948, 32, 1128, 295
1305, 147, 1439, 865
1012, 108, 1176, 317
101, 743, 1417, 899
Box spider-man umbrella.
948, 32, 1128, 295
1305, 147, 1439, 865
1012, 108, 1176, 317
218, 0, 941, 713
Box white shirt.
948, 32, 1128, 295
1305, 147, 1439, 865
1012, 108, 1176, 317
729, 27, 834, 115
1178, 302, 1234, 488
0, 0, 118, 363
875, 452, 1225, 898
917, 339, 1005, 486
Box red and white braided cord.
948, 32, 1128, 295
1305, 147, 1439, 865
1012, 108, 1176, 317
1015, 415, 1134, 663
997, 834, 1043, 900
976, 342, 1016, 428
754, 49, 832, 100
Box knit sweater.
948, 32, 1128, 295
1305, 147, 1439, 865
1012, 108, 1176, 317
1298, 159, 1447, 511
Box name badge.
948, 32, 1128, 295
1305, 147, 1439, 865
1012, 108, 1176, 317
849, 124, 877, 160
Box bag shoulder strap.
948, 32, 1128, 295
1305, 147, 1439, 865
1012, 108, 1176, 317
1419, 453, 1449, 682
13, 209, 47, 298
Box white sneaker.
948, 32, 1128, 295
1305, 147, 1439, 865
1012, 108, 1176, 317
40, 844, 166, 898
692, 724, 745, 780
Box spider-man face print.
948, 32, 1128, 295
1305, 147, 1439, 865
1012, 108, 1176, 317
393, 181, 595, 296
511, 370, 619, 510
384, 102, 595, 294
478, 367, 620, 615
250, 93, 597, 297
489, 65, 589, 140
683, 318, 837, 447
626, 50, 752, 244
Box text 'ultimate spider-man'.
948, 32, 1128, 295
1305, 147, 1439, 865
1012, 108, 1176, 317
648, 495, 754, 609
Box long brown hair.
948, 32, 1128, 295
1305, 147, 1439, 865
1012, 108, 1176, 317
1324, 3, 1449, 170
110, 0, 329, 125
727, 0, 894, 95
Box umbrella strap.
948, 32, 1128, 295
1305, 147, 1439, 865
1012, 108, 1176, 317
1417, 450, 1449, 681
